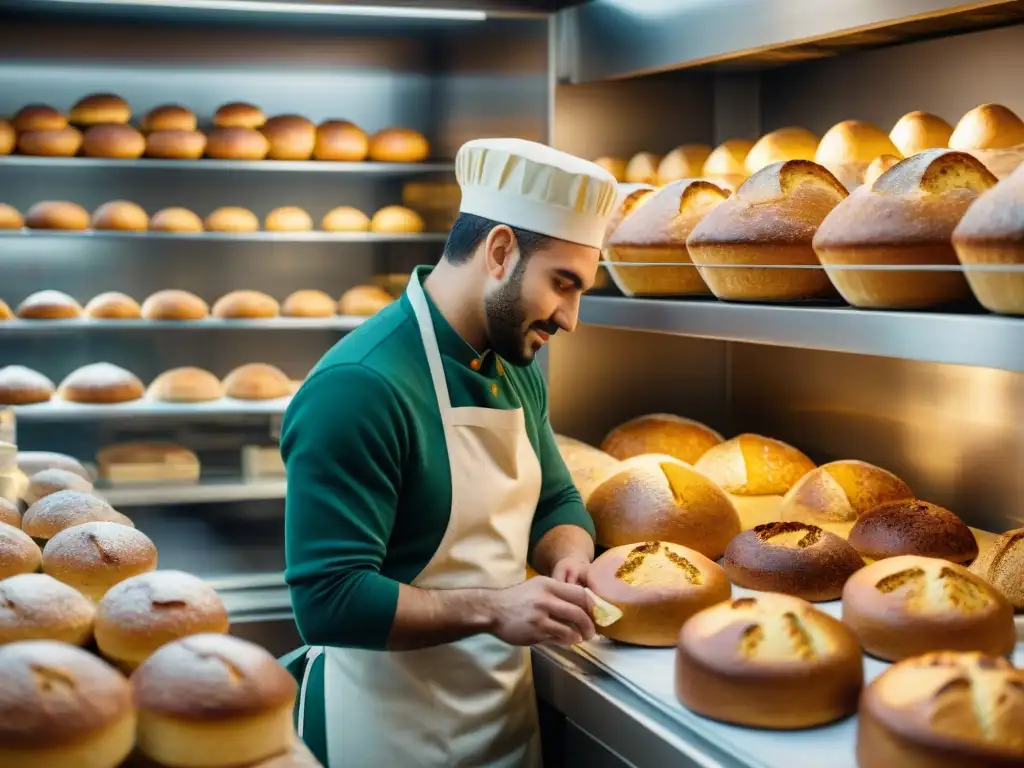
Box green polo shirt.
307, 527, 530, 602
281, 265, 594, 652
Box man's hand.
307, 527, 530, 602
487, 576, 596, 646
550, 556, 590, 586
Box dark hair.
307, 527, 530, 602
443, 212, 553, 265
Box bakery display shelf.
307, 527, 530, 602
579, 296, 1024, 374
0, 229, 448, 243
0, 155, 455, 174
0, 317, 365, 333
98, 475, 286, 507
12, 396, 291, 421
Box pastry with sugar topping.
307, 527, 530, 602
43, 521, 157, 601
0, 572, 96, 645
22, 490, 133, 543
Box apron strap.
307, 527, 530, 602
407, 271, 453, 413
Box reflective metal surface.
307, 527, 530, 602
0, 156, 455, 173
0, 318, 366, 333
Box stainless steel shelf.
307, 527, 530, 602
579, 296, 1024, 373
0, 155, 455, 174
13, 396, 291, 421
0, 229, 447, 243
0, 317, 365, 332
98, 476, 286, 507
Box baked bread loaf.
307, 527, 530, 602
889, 110, 954, 157
813, 149, 995, 308
16, 289, 82, 319
602, 183, 655, 244
13, 105, 66, 132
95, 570, 230, 671
82, 124, 145, 159
687, 160, 845, 301
656, 144, 712, 185
722, 522, 864, 601
262, 114, 316, 160
132, 633, 298, 768
22, 490, 132, 542
24, 468, 93, 505
702, 138, 754, 190
0, 523, 41, 579
675, 593, 863, 729
205, 126, 270, 160
212, 289, 280, 319
969, 527, 1024, 609
282, 289, 336, 318
141, 289, 209, 320
24, 201, 90, 231
0, 499, 20, 528
0, 366, 55, 405
147, 366, 223, 402
70, 93, 130, 126
586, 454, 741, 558
554, 434, 621, 501
214, 102, 266, 129
16, 126, 83, 157
693, 433, 815, 496
0, 203, 22, 230
601, 414, 722, 464
744, 127, 819, 174
842, 555, 1015, 660
150, 206, 204, 233
848, 499, 978, 563
862, 153, 901, 187
624, 151, 661, 185
0, 300, 10, 320
321, 205, 371, 232
84, 291, 142, 320
141, 104, 197, 132
856, 651, 1024, 768
371, 205, 425, 234
314, 120, 369, 161
42, 521, 157, 601
223, 363, 292, 400
338, 285, 394, 316
779, 459, 914, 526
949, 103, 1024, 178
814, 120, 902, 191
145, 129, 206, 160
264, 206, 313, 232
58, 363, 144, 404
605, 179, 726, 296
92, 200, 149, 231
587, 541, 731, 646
0, 119, 14, 156
0, 639, 135, 768
594, 156, 627, 181
96, 442, 200, 485
17, 452, 90, 483
205, 206, 260, 232
0, 573, 96, 645
368, 127, 429, 162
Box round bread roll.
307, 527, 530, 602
371, 205, 425, 234
43, 522, 157, 601
0, 639, 135, 768
261, 114, 315, 160
675, 593, 863, 729
321, 205, 370, 232
602, 183, 655, 244
687, 160, 845, 301
12, 104, 67, 132
554, 434, 621, 505
147, 366, 223, 403
222, 363, 291, 400
0, 365, 55, 405
91, 200, 149, 232
338, 284, 394, 316
0, 499, 20, 528
368, 127, 430, 162
594, 156, 627, 181
22, 490, 132, 543
848, 499, 979, 563
703, 138, 755, 190
949, 103, 1024, 178
150, 207, 204, 233
132, 633, 298, 768
84, 291, 142, 320
144, 129, 206, 160
141, 289, 209, 320
656, 144, 713, 185
17, 452, 90, 483
24, 201, 90, 231
16, 126, 83, 157
24, 468, 94, 506
264, 206, 313, 232
17, 289, 82, 320
624, 151, 661, 185
58, 363, 145, 405
0, 573, 96, 645
141, 104, 197, 133
314, 120, 369, 161
586, 454, 742, 558
856, 651, 1024, 768
744, 126, 820, 174
212, 289, 280, 319
889, 110, 954, 157
969, 527, 1024, 609
0, 300, 11, 321
95, 570, 229, 671
205, 126, 269, 160
862, 153, 901, 187
587, 541, 731, 646
0, 119, 14, 155
601, 414, 723, 464
0, 523, 41, 579
693, 433, 815, 496
81, 124, 145, 159
213, 101, 266, 129
814, 120, 902, 191
722, 522, 865, 601
778, 459, 914, 527
842, 555, 1015, 661
282, 289, 336, 318
205, 206, 259, 232
70, 93, 130, 126
0, 203, 22, 230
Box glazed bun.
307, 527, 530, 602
0, 523, 41, 579
147, 366, 223, 403
0, 120, 14, 156
0, 573, 96, 645
213, 101, 266, 129
338, 285, 394, 316
282, 289, 336, 318
969, 527, 1024, 609
81, 124, 145, 159
13, 105, 66, 132
205, 206, 259, 232
702, 138, 755, 190
656, 144, 713, 185
17, 290, 83, 320
744, 126, 819, 174
16, 126, 83, 157
624, 151, 661, 185
0, 203, 22, 230
145, 130, 206, 160
778, 459, 913, 527
43, 522, 157, 601
150, 207, 204, 233
17, 452, 90, 483
601, 414, 722, 464
587, 541, 731, 646
813, 119, 902, 190
141, 289, 209, 320
84, 291, 142, 320
264, 206, 313, 232
847, 499, 978, 563
0, 365, 55, 406
58, 363, 145, 405
370, 205, 425, 234
693, 433, 815, 496
24, 201, 90, 231
69, 93, 130, 126
212, 289, 280, 319
95, 570, 230, 671
222, 363, 292, 400
553, 435, 621, 505
315, 120, 369, 161
141, 104, 197, 132
24, 468, 94, 506
261, 114, 316, 160
368, 127, 429, 162
91, 200, 149, 232
594, 156, 628, 181
321, 205, 370, 232
889, 110, 954, 157
205, 127, 269, 161
22, 490, 132, 543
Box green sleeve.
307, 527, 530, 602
281, 364, 405, 650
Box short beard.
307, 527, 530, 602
484, 257, 533, 366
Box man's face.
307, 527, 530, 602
483, 237, 600, 366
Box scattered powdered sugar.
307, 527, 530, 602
27, 468, 93, 501
62, 363, 140, 390
0, 366, 55, 391
23, 491, 132, 539
0, 573, 94, 626
99, 570, 225, 629
20, 290, 79, 310
43, 522, 155, 568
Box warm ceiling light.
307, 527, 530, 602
38, 0, 487, 20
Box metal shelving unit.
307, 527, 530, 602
99, 475, 286, 506
12, 397, 292, 421
0, 156, 456, 174
0, 317, 366, 332
0, 230, 448, 242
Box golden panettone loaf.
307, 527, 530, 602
624, 151, 661, 185
17, 126, 83, 157
594, 156, 628, 181
848, 499, 978, 563
969, 527, 1024, 609
587, 541, 731, 646
779, 459, 914, 526
213, 102, 266, 129
693, 433, 815, 496
321, 206, 370, 232
368, 127, 429, 163
42, 521, 158, 601
314, 120, 369, 161
70, 93, 131, 126
600, 414, 722, 464
92, 200, 149, 232
17, 290, 83, 320
856, 652, 1024, 768
814, 120, 902, 190
145, 130, 207, 160
212, 290, 280, 319
813, 149, 996, 308
222, 363, 291, 400
0, 203, 22, 230
205, 127, 269, 161
22, 490, 132, 543
141, 289, 209, 320
84, 292, 142, 320
605, 179, 727, 296
82, 124, 146, 159
686, 160, 846, 301
702, 138, 755, 190
24, 201, 90, 231
261, 114, 316, 160
675, 593, 863, 729
141, 104, 197, 133
586, 454, 741, 558
0, 523, 41, 580
722, 522, 864, 601
889, 110, 954, 157
842, 555, 1015, 661
0, 573, 96, 645
150, 207, 204, 233
0, 366, 56, 406
553, 434, 620, 505
147, 367, 223, 403
862, 154, 901, 187
58, 363, 145, 405
656, 144, 713, 185
949, 103, 1024, 178
281, 289, 336, 318
338, 285, 394, 316
744, 127, 819, 174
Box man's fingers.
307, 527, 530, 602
539, 619, 582, 646
545, 598, 596, 641
543, 578, 590, 609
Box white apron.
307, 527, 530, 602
320, 271, 545, 768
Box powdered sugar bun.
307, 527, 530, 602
24, 467, 94, 506
17, 451, 91, 482
43, 522, 157, 601
22, 490, 133, 542
58, 363, 144, 404
0, 523, 41, 579
0, 499, 20, 529
0, 365, 55, 406
16, 290, 83, 320
0, 572, 96, 645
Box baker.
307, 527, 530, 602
280, 137, 618, 767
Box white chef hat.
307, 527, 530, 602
455, 138, 618, 249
